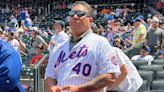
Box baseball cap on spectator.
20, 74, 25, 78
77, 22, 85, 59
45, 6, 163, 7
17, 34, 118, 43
142, 46, 151, 53
32, 26, 40, 34
137, 15, 144, 20
133, 17, 141, 22
53, 20, 65, 29
114, 33, 121, 39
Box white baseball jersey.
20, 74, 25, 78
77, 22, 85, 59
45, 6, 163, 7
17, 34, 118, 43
45, 31, 120, 92
131, 55, 154, 65
109, 47, 143, 92
48, 31, 69, 54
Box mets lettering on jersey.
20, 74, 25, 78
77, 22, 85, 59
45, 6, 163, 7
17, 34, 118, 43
45, 32, 120, 92
54, 45, 88, 68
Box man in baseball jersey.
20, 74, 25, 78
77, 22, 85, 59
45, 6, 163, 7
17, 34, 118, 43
107, 47, 143, 92
48, 20, 69, 55
45, 1, 120, 92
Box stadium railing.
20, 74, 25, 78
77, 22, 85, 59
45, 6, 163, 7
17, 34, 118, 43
21, 54, 48, 92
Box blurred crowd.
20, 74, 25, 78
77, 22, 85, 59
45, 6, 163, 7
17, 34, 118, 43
0, 1, 164, 67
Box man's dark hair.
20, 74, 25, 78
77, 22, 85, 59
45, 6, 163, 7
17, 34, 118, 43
72, 1, 93, 17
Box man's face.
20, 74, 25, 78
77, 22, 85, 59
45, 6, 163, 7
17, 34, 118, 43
53, 23, 62, 32
140, 49, 148, 56
69, 4, 92, 35
134, 21, 140, 27
152, 21, 159, 28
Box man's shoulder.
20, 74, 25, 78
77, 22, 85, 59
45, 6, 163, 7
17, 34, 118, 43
157, 28, 163, 32
146, 55, 154, 58
89, 33, 108, 41
58, 31, 69, 37
139, 24, 146, 30
131, 55, 140, 60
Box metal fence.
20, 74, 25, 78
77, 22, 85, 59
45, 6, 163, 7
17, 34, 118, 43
21, 54, 48, 92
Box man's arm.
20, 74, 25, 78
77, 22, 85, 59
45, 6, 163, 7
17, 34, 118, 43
108, 65, 128, 90
63, 73, 115, 92
136, 34, 144, 43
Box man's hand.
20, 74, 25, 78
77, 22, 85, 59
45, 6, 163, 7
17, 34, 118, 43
62, 85, 82, 92
107, 79, 116, 91
48, 86, 62, 92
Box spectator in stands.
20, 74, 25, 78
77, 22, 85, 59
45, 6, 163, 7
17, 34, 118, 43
123, 28, 133, 48
27, 27, 48, 65
145, 17, 164, 54
7, 31, 20, 53
47, 20, 69, 55
113, 33, 126, 49
138, 15, 149, 32
131, 46, 154, 65
9, 15, 18, 30
155, 12, 164, 23
97, 24, 106, 36
30, 44, 45, 66
115, 6, 122, 18
156, 0, 163, 12
158, 46, 164, 59
159, 22, 164, 30
132, 17, 147, 45
107, 23, 115, 45
147, 18, 152, 31
100, 7, 109, 14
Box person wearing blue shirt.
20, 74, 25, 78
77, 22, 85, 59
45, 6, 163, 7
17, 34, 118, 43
0, 39, 25, 92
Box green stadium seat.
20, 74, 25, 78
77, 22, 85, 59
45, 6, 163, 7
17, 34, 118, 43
152, 59, 164, 65
132, 60, 148, 69
156, 71, 164, 79
151, 79, 164, 90
138, 70, 154, 90
138, 65, 163, 72
138, 80, 148, 92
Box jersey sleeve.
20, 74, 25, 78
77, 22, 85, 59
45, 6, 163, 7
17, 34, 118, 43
97, 39, 120, 75
114, 47, 126, 65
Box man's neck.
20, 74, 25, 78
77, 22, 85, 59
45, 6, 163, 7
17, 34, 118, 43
55, 30, 62, 35
141, 54, 147, 57
72, 29, 91, 41
152, 27, 158, 31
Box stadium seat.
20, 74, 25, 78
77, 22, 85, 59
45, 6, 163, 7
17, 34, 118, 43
155, 71, 164, 80
151, 79, 164, 90
138, 70, 154, 90
132, 60, 148, 69
22, 56, 28, 65
138, 65, 163, 72
152, 59, 164, 65
138, 80, 149, 92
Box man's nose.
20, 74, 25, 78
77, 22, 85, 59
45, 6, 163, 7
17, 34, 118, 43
72, 14, 79, 19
